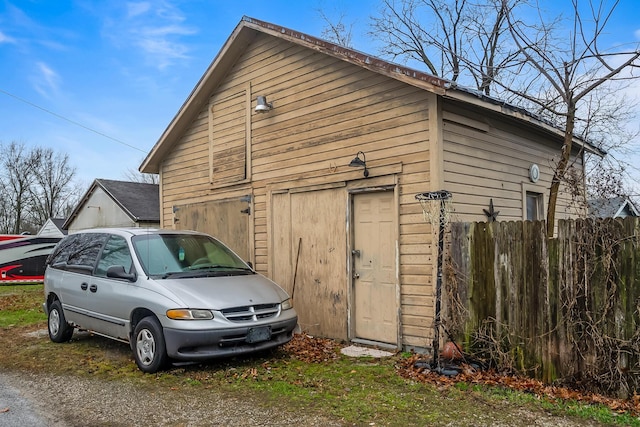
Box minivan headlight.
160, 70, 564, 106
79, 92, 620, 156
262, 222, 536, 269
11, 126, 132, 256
281, 298, 293, 310
166, 309, 213, 320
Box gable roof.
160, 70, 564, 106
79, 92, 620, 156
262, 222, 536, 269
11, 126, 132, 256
37, 217, 67, 237
588, 197, 640, 218
51, 218, 66, 230
63, 179, 159, 229
140, 16, 603, 174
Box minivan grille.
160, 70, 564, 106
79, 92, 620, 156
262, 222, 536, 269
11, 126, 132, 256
221, 303, 279, 322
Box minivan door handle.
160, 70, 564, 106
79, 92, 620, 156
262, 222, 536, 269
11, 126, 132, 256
81, 283, 88, 291
89, 284, 98, 293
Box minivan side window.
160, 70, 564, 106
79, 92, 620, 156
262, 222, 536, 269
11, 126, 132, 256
48, 234, 81, 266
49, 233, 108, 273
95, 235, 133, 277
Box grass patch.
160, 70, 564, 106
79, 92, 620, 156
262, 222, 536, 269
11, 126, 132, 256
2, 284, 638, 426
0, 284, 46, 327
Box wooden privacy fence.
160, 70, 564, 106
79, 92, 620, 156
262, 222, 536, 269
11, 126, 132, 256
446, 217, 640, 396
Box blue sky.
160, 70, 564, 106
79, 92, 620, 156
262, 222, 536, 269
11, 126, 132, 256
1, 0, 639, 189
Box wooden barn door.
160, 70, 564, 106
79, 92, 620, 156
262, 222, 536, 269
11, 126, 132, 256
271, 187, 348, 340
173, 197, 251, 261
352, 191, 398, 345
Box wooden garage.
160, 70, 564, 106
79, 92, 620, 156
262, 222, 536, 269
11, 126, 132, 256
140, 17, 594, 351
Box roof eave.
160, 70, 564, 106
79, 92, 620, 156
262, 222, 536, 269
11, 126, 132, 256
240, 17, 451, 94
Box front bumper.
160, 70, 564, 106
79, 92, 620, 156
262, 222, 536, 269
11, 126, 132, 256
163, 315, 298, 360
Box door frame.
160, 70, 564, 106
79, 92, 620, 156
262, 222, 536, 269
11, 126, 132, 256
347, 179, 401, 349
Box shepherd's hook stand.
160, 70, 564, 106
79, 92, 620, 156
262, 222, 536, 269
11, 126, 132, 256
415, 190, 452, 370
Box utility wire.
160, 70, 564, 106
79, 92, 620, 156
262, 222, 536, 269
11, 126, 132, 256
0, 88, 147, 153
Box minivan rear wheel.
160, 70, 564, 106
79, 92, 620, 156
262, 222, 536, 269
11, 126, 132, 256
133, 316, 167, 373
48, 299, 73, 343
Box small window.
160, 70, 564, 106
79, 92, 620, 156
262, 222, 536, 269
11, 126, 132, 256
526, 192, 544, 221
95, 236, 133, 277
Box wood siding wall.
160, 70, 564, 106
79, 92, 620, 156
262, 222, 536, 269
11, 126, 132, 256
442, 100, 584, 223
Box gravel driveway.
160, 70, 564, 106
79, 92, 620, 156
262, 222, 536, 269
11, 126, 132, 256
0, 369, 612, 427
0, 371, 344, 426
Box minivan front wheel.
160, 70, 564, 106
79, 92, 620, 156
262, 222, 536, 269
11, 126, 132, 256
133, 316, 167, 373
48, 299, 73, 343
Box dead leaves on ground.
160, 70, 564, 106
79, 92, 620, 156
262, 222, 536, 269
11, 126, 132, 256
397, 352, 640, 416
285, 334, 640, 417
283, 333, 342, 363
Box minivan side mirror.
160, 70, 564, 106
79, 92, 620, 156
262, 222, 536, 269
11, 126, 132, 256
106, 265, 137, 282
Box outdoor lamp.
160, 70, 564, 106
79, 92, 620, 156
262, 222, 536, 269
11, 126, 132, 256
348, 151, 369, 177
255, 96, 273, 112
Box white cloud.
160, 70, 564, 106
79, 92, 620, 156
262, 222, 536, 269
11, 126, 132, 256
0, 30, 17, 44
31, 62, 61, 98
103, 1, 197, 70
126, 2, 151, 19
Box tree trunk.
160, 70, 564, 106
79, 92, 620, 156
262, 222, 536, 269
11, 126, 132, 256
546, 103, 576, 237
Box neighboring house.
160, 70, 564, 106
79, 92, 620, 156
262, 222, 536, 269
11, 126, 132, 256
588, 196, 640, 218
64, 179, 160, 233
139, 17, 601, 351
37, 217, 67, 237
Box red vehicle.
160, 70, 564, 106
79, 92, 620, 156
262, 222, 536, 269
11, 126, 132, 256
0, 234, 61, 284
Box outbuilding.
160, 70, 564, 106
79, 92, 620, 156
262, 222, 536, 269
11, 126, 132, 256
140, 17, 597, 352
63, 179, 160, 233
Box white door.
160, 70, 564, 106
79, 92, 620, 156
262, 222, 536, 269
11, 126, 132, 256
352, 192, 397, 344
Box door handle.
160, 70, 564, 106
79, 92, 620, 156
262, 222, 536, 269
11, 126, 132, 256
89, 284, 98, 293
81, 283, 88, 291
353, 272, 360, 279
351, 249, 361, 257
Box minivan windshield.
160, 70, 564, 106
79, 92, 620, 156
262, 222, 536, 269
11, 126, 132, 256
132, 234, 251, 278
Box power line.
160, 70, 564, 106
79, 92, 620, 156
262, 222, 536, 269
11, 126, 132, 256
0, 88, 147, 153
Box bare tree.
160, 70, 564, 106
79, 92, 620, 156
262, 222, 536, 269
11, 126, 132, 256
369, 0, 523, 95
501, 0, 640, 236
365, 0, 639, 232
123, 166, 159, 184
318, 8, 354, 48
0, 176, 12, 233
27, 148, 79, 226
0, 142, 81, 233
0, 142, 40, 234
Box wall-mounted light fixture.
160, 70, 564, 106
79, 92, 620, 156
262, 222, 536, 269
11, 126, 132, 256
348, 151, 369, 177
255, 95, 273, 112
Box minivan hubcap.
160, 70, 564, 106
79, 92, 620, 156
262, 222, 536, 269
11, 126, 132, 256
136, 329, 155, 365
49, 310, 60, 335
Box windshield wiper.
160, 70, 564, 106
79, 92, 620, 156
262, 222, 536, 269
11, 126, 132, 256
159, 266, 254, 279
187, 264, 227, 271
160, 271, 182, 279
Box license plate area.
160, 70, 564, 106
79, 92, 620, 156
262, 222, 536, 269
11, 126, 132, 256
246, 326, 271, 343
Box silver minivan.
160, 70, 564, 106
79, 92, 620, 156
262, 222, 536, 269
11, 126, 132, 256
43, 228, 298, 373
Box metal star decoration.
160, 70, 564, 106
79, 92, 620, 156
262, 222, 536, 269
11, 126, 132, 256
483, 198, 500, 222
